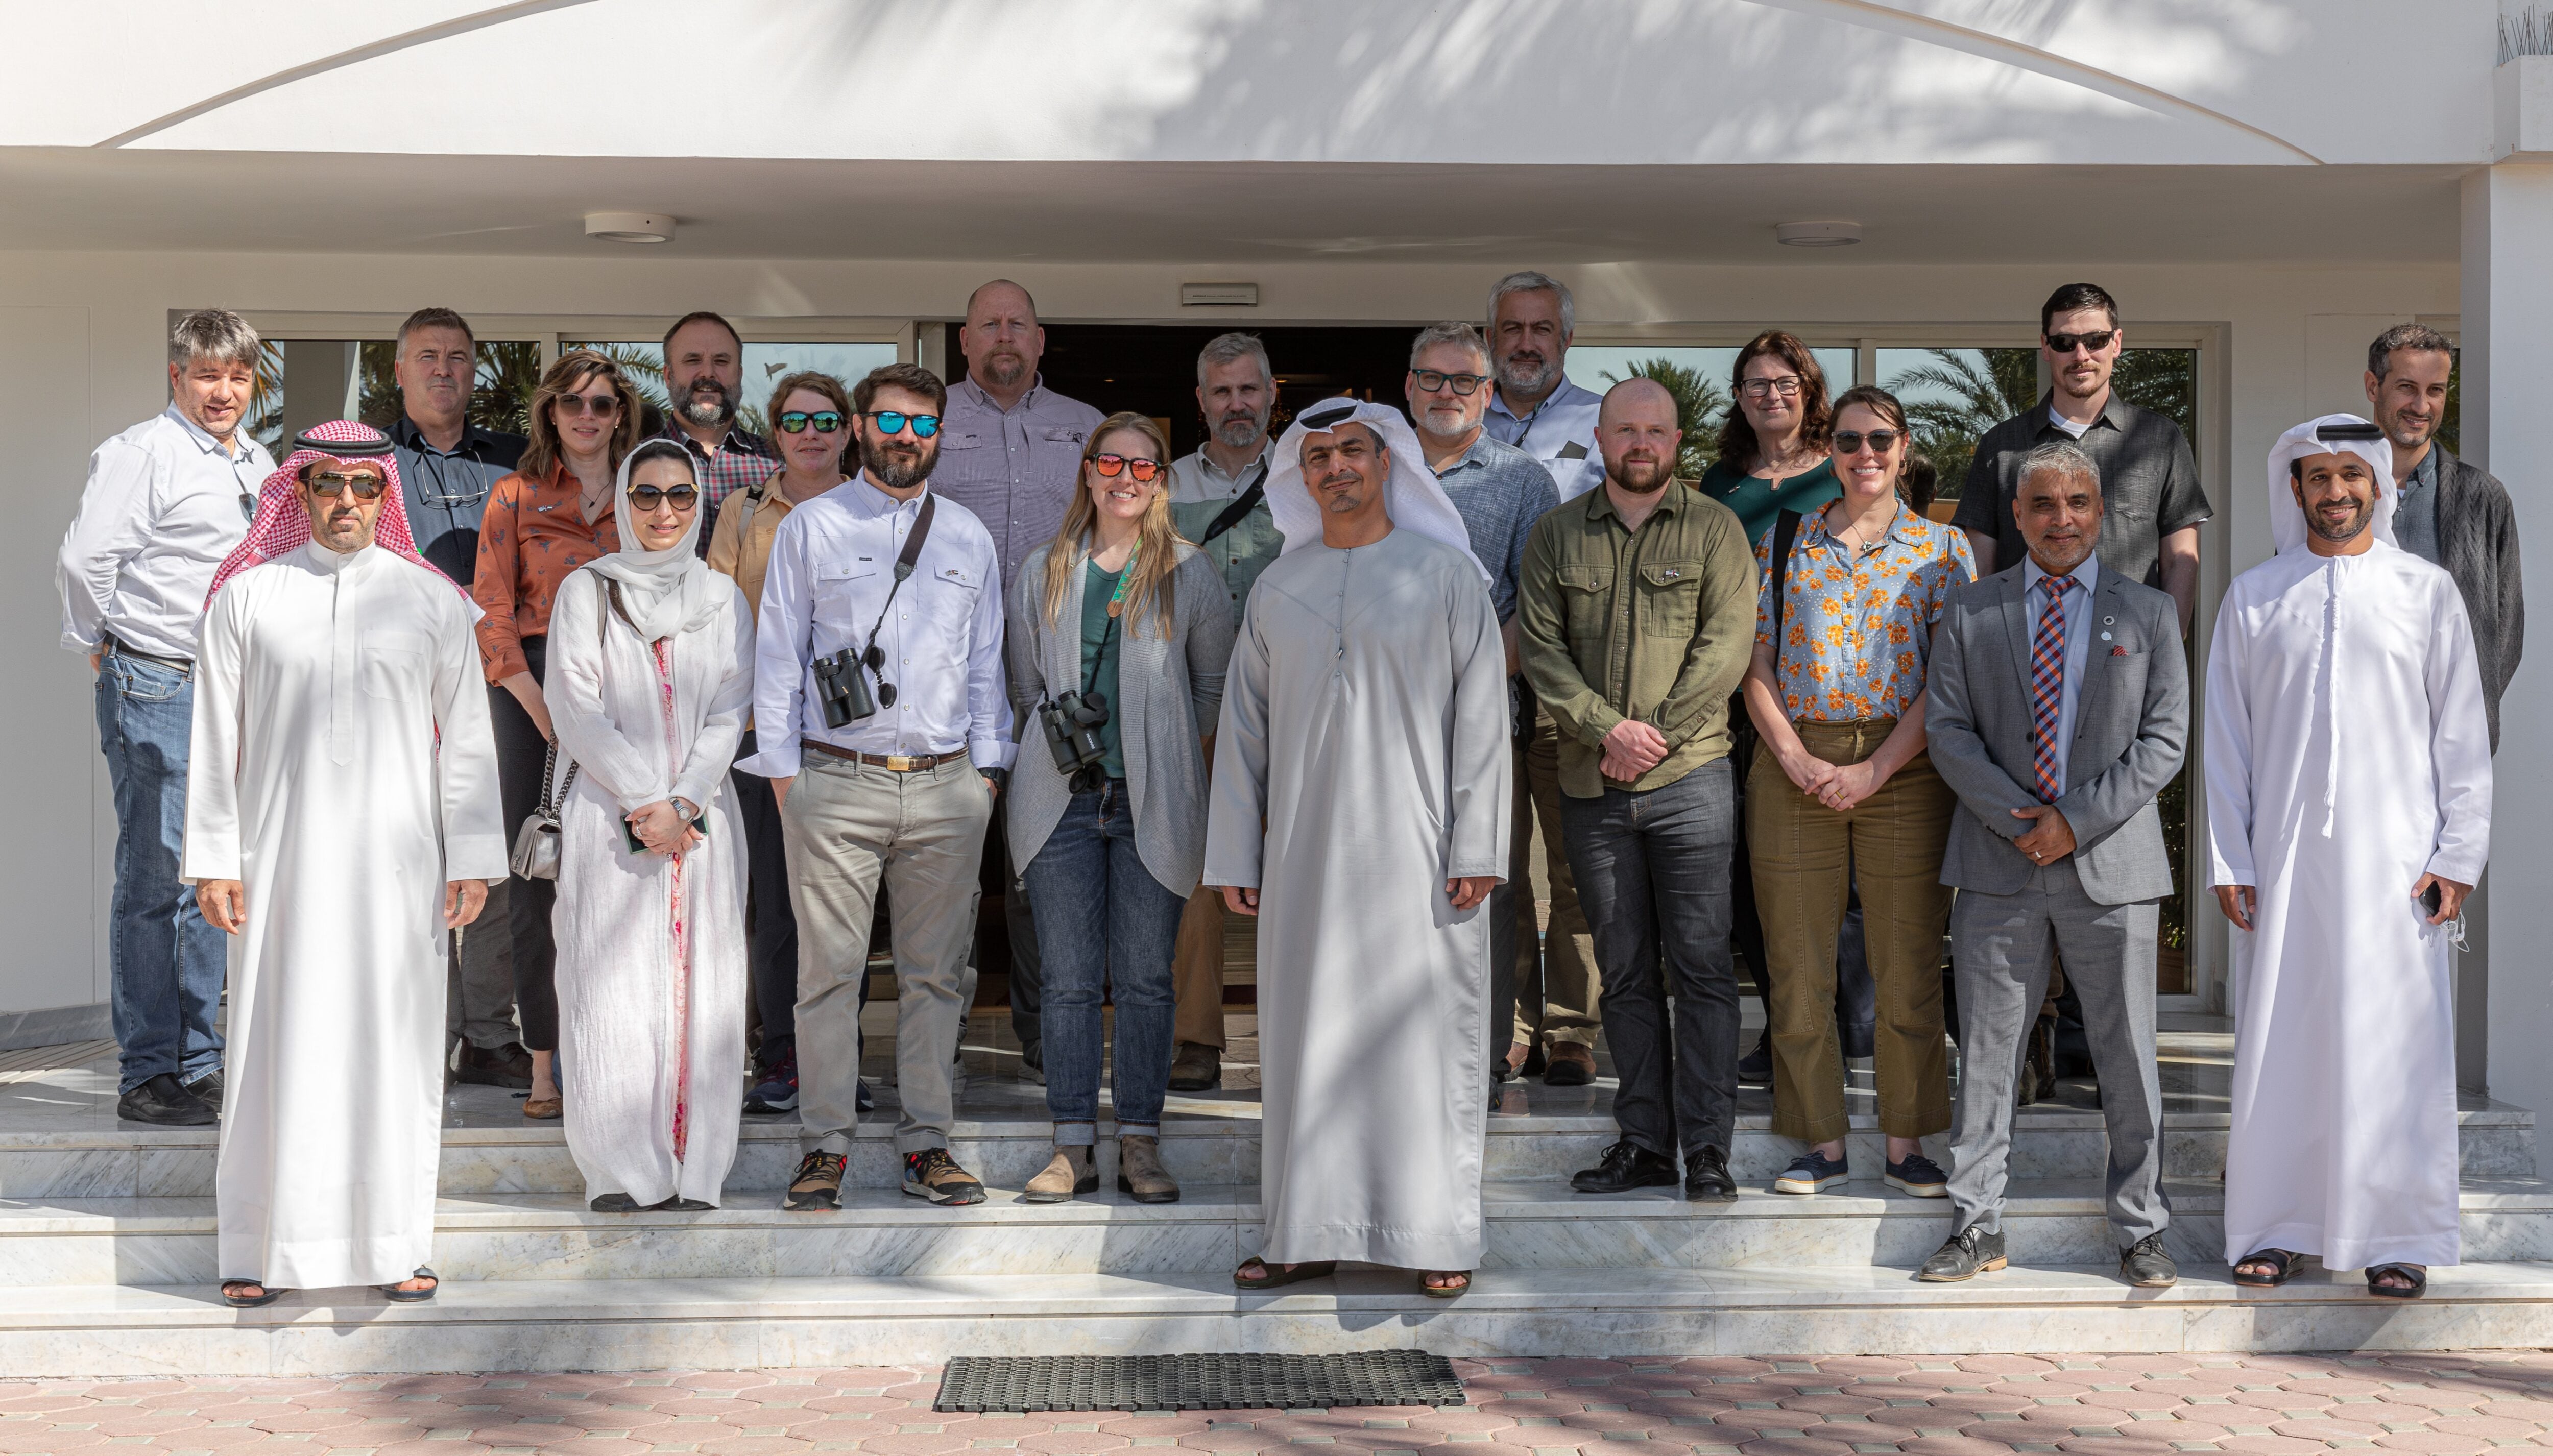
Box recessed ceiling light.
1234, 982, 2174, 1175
585, 211, 675, 245
1776, 221, 1862, 248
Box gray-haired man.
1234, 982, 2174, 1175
1164, 331, 1284, 1091
1919, 441, 2187, 1288
1484, 271, 1604, 503
57, 309, 274, 1126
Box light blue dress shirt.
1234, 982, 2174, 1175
2022, 553, 2100, 785
737, 476, 1016, 778
1485, 374, 1605, 502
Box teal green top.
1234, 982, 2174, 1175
1696, 456, 1845, 552
1079, 560, 1127, 781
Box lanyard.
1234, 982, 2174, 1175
1085, 548, 1136, 699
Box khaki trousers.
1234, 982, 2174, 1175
1746, 718, 1955, 1144
1508, 700, 1598, 1048
782, 753, 991, 1156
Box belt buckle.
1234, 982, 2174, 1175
884, 754, 922, 771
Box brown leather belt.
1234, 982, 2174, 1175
805, 741, 969, 772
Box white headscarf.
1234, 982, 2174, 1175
585, 441, 717, 640
1264, 399, 1489, 581
2266, 413, 2396, 556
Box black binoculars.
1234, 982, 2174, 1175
1040, 691, 1112, 780
814, 644, 896, 729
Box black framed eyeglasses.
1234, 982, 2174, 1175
1410, 369, 1487, 396
778, 410, 845, 434
863, 410, 942, 439
1740, 376, 1803, 400
627, 484, 700, 511
1091, 454, 1164, 482
2043, 330, 2118, 356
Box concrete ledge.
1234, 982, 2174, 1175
0, 1003, 109, 1055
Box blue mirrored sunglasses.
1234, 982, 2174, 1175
864, 411, 942, 439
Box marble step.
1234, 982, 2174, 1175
1, 1101, 2532, 1199
8, 1176, 2550, 1288
7, 1259, 2553, 1376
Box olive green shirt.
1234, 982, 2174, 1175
1516, 481, 1760, 798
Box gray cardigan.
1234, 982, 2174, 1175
1004, 540, 1234, 895
1923, 563, 2188, 906
2431, 447, 2524, 751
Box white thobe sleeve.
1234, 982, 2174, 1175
738, 514, 813, 780
56, 439, 155, 652
2203, 593, 2257, 889
967, 545, 1017, 771
180, 585, 247, 884
673, 587, 757, 815
1203, 594, 1273, 889
433, 589, 510, 881
546, 574, 671, 812
2423, 582, 2493, 885
1443, 573, 1511, 882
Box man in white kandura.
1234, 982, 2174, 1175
2208, 414, 2492, 1301
185, 421, 506, 1309
1205, 398, 1510, 1300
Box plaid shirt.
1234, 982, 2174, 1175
656, 420, 778, 514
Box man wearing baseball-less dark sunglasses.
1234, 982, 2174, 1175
933, 279, 1106, 1083
1951, 282, 2212, 638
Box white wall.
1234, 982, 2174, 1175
0, 245, 2456, 1034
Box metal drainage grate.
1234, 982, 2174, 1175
935, 1350, 1469, 1413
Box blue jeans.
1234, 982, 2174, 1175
1020, 781, 1182, 1142
1560, 757, 1742, 1160
94, 649, 227, 1093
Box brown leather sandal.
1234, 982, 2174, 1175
1233, 1257, 1337, 1291
1420, 1270, 1472, 1299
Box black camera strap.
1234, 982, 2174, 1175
808, 491, 938, 686
1195, 458, 1271, 544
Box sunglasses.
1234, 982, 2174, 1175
2044, 330, 2118, 355
1740, 376, 1803, 400
306, 469, 389, 499
627, 484, 699, 511
553, 392, 623, 417
1091, 454, 1164, 483
1410, 369, 1488, 396
1831, 429, 1902, 456
863, 410, 942, 439
778, 410, 844, 434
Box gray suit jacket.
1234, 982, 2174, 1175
1004, 541, 1234, 897
1924, 562, 2187, 905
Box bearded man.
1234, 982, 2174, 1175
655, 311, 777, 548
2209, 416, 2492, 1299
185, 421, 504, 1307
1206, 400, 1510, 1299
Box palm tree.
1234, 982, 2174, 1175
1598, 358, 1729, 479
1883, 347, 2037, 496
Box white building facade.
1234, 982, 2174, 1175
4, 0, 2551, 1119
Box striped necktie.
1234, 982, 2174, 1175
2030, 575, 2080, 803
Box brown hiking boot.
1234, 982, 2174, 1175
1167, 1041, 1221, 1092
1117, 1134, 1180, 1204
1544, 1042, 1597, 1086
902, 1147, 986, 1206
1024, 1144, 1097, 1203
785, 1151, 847, 1211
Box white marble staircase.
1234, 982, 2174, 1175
0, 1020, 2545, 1374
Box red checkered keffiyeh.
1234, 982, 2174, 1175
208, 419, 466, 603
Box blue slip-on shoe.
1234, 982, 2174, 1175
1773, 1148, 1849, 1194
1885, 1152, 1950, 1197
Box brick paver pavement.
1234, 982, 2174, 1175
5, 1353, 2552, 1455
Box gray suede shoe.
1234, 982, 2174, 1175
1117, 1134, 1181, 1204
1024, 1145, 1096, 1204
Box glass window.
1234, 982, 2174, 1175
565, 341, 898, 438
1876, 347, 2038, 501
1565, 345, 1857, 476
352, 339, 545, 437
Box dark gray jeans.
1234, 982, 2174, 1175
1560, 757, 1741, 1161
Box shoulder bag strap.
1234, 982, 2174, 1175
1770, 508, 1803, 643
1196, 459, 1272, 545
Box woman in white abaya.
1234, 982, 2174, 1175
548, 439, 756, 1211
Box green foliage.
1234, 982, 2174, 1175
1598, 357, 1729, 479
1884, 348, 2037, 499
353, 341, 550, 438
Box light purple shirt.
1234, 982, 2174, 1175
932, 375, 1105, 593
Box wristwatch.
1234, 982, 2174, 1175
981, 767, 1009, 792
671, 797, 698, 823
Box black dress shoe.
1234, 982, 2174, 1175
1571, 1139, 1679, 1195
590, 1193, 645, 1212
1684, 1146, 1738, 1204
118, 1073, 216, 1127
185, 1068, 224, 1103
2118, 1232, 2178, 1288
455, 1041, 535, 1090
1919, 1224, 2007, 1281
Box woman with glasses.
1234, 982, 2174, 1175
546, 440, 755, 1211
1743, 385, 1974, 1200
474, 350, 641, 1120
707, 371, 852, 1116
1004, 413, 1234, 1204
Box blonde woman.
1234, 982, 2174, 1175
474, 350, 642, 1118
1004, 413, 1235, 1204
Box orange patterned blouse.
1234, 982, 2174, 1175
471, 464, 620, 683
1753, 504, 1976, 723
